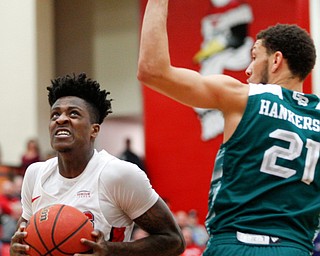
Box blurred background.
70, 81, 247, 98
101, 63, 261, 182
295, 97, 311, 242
0, 0, 144, 165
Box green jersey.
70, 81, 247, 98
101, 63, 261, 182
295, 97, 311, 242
206, 83, 320, 252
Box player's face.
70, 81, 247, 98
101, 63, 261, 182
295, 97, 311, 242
49, 96, 99, 153
245, 40, 270, 84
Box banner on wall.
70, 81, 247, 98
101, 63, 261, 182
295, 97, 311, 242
141, 0, 312, 222
193, 0, 254, 141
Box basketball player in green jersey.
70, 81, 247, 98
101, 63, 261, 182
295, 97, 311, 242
138, 0, 318, 255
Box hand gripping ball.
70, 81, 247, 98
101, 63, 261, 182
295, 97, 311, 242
23, 204, 94, 255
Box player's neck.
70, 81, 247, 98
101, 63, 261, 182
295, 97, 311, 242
57, 150, 94, 178
270, 74, 303, 92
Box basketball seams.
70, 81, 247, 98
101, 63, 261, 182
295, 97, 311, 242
26, 243, 43, 256
51, 204, 65, 248
53, 218, 91, 254
34, 209, 51, 255
41, 204, 67, 256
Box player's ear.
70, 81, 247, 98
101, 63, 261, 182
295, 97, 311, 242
271, 51, 283, 72
91, 124, 100, 138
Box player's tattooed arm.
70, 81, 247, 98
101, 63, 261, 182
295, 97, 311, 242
132, 197, 185, 255
80, 198, 185, 256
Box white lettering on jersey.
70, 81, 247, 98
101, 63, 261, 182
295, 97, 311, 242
293, 91, 309, 106
259, 100, 320, 132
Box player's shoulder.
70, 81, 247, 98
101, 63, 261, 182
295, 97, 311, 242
24, 157, 58, 181
98, 150, 144, 181
98, 150, 141, 173
26, 157, 57, 173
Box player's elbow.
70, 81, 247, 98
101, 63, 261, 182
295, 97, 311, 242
137, 60, 156, 86
137, 57, 168, 87
137, 64, 149, 85
175, 232, 186, 255
161, 230, 186, 256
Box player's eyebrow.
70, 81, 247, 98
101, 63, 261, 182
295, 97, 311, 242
250, 44, 258, 54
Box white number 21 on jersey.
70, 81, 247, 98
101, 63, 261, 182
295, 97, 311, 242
261, 129, 320, 185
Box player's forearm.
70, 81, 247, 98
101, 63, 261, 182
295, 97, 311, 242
137, 0, 170, 87
102, 234, 184, 256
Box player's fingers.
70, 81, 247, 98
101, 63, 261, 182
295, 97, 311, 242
19, 221, 27, 231
80, 238, 96, 247
78, 230, 107, 255
10, 223, 29, 255
94, 230, 105, 242
10, 241, 29, 256
80, 230, 104, 246
11, 229, 27, 243
75, 239, 100, 256
87, 229, 105, 242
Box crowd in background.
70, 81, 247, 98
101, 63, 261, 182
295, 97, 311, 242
173, 210, 208, 256
0, 176, 23, 255
0, 139, 44, 255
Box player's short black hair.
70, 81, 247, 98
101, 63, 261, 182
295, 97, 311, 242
257, 24, 316, 81
47, 73, 112, 124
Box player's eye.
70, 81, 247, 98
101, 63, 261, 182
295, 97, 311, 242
50, 112, 60, 120
70, 111, 80, 117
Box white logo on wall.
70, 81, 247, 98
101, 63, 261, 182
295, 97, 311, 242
193, 0, 254, 140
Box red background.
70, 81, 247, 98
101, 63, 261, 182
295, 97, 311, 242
140, 0, 311, 224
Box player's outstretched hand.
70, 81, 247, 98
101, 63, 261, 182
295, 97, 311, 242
10, 222, 29, 256
75, 230, 108, 256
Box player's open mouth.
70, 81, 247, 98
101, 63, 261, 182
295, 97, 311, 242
55, 130, 71, 137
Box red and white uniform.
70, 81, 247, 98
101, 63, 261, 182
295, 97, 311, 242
21, 150, 159, 242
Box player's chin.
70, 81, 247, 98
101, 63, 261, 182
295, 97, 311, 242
51, 143, 73, 153
51, 140, 74, 152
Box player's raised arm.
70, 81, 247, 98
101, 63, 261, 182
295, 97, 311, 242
137, 0, 248, 112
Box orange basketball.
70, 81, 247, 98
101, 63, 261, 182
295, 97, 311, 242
23, 204, 94, 256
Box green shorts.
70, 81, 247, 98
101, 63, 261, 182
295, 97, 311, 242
203, 232, 311, 256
